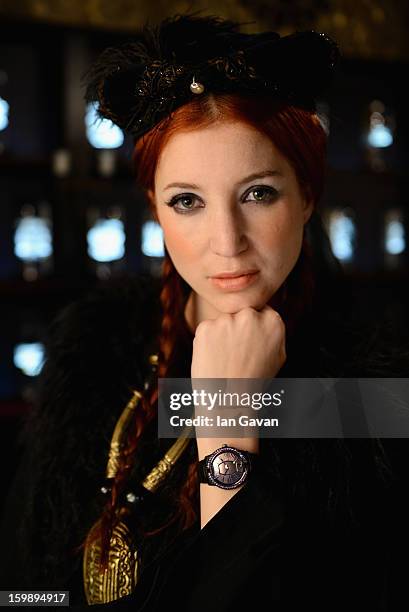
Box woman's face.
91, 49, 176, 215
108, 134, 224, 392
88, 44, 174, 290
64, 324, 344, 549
150, 121, 313, 327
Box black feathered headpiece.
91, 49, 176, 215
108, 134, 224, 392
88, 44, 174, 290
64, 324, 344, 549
82, 11, 340, 141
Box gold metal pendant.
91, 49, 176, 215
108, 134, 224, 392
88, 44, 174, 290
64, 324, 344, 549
83, 511, 138, 605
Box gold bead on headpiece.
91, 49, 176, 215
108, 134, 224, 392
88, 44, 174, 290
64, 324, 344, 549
190, 75, 205, 94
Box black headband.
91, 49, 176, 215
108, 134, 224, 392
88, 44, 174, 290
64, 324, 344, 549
82, 12, 340, 141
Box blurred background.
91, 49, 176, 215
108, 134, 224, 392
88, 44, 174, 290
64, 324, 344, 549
0, 0, 408, 505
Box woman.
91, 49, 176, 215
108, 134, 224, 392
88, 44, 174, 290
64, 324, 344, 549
1, 12, 408, 611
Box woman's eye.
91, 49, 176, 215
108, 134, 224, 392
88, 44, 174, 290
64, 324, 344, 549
166, 194, 201, 214
165, 186, 279, 214
245, 186, 279, 203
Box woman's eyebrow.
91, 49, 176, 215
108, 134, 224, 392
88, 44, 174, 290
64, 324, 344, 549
163, 169, 283, 191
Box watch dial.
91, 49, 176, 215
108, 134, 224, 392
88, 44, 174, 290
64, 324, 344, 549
210, 451, 247, 487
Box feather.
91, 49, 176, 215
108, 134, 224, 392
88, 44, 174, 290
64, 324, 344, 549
81, 11, 340, 138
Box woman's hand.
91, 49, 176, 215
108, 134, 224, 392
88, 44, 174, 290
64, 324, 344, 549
191, 304, 287, 380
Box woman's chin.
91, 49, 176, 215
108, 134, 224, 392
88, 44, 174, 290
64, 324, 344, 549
213, 294, 269, 314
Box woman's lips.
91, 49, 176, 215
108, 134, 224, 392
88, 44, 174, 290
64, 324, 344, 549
209, 271, 259, 291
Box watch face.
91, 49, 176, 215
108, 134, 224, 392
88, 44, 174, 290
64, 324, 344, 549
207, 447, 249, 489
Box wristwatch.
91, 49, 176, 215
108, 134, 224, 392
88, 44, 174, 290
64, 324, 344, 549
198, 444, 258, 490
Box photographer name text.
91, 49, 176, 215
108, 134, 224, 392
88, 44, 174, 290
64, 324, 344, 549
169, 414, 279, 428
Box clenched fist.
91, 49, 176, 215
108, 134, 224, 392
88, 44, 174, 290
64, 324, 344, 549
191, 305, 287, 380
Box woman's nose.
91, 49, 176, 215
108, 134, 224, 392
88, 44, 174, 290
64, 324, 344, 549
209, 208, 248, 256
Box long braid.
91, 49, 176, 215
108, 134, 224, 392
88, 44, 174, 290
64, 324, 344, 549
141, 251, 200, 536
157, 251, 191, 377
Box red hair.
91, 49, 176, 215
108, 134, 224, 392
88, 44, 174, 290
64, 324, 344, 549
84, 93, 327, 571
